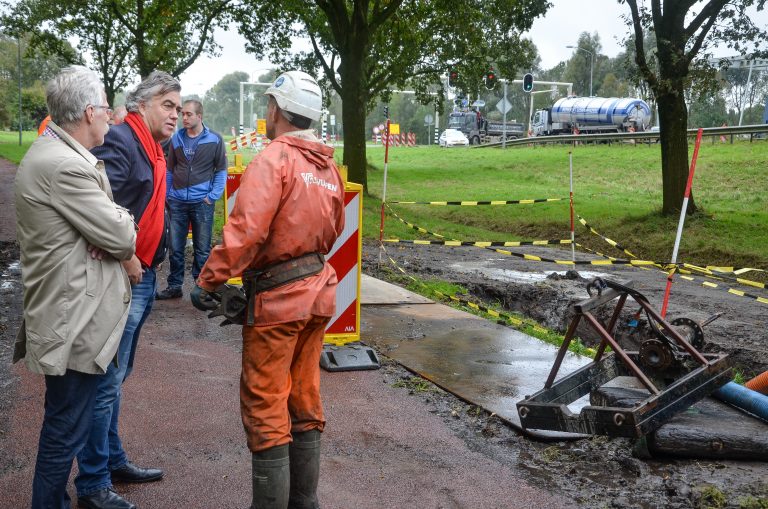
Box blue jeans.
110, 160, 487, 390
166, 198, 214, 289
32, 370, 101, 509
75, 268, 157, 497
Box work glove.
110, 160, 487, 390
191, 284, 220, 311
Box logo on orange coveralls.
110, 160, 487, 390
300, 172, 338, 192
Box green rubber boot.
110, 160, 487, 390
288, 430, 321, 509
251, 444, 290, 509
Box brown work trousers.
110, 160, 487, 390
240, 315, 329, 452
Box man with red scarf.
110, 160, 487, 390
75, 71, 181, 509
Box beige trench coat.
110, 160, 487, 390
14, 122, 136, 376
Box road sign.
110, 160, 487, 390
424, 114, 433, 125
378, 123, 385, 131
256, 119, 266, 135
330, 114, 336, 125
390, 123, 400, 135
496, 98, 512, 115
373, 126, 380, 134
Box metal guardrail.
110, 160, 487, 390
474, 124, 768, 148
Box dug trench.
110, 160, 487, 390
362, 240, 768, 508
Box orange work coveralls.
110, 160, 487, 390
197, 131, 345, 452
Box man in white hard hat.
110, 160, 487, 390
192, 70, 345, 509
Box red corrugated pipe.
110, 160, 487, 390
745, 370, 768, 395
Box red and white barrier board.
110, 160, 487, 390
224, 160, 362, 345
224, 154, 245, 221
324, 182, 362, 345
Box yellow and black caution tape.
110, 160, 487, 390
684, 265, 766, 276
678, 274, 768, 304
385, 205, 768, 305
575, 216, 768, 299
385, 205, 451, 239
383, 239, 572, 247
378, 246, 573, 342
577, 215, 637, 259
385, 205, 570, 248
679, 263, 767, 289
388, 198, 563, 206
481, 245, 664, 268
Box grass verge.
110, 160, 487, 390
353, 142, 768, 275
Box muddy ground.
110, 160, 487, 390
361, 240, 768, 508
0, 148, 766, 508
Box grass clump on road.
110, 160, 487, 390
392, 375, 436, 394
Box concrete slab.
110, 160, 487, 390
361, 301, 590, 440
360, 273, 433, 305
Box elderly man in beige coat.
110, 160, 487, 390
14, 65, 137, 509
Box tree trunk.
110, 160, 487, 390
339, 53, 369, 192
657, 92, 696, 215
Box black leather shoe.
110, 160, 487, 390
110, 461, 164, 483
156, 287, 182, 300
78, 488, 136, 509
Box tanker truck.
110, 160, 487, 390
531, 97, 651, 136
447, 111, 525, 145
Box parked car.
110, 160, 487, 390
650, 125, 660, 143
439, 128, 470, 147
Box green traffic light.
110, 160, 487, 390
523, 73, 533, 93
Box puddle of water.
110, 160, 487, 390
448, 261, 609, 284
1, 281, 14, 290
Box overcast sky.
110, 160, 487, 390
178, 1, 768, 97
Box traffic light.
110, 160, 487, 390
485, 67, 497, 90
448, 67, 458, 88
383, 105, 389, 118
523, 73, 534, 93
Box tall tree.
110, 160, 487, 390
622, 0, 768, 214
722, 66, 768, 124
0, 33, 74, 129
237, 0, 549, 191
202, 71, 250, 135
2, 0, 236, 103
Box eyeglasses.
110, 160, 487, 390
90, 105, 113, 117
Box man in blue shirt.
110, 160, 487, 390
157, 100, 227, 299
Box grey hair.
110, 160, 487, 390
46, 65, 104, 130
125, 71, 181, 113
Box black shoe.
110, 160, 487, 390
78, 488, 136, 509
156, 287, 182, 300
110, 461, 164, 483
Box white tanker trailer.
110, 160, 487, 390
531, 97, 652, 136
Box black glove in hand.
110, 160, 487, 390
191, 284, 219, 311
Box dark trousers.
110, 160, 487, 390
32, 369, 101, 509
166, 198, 215, 288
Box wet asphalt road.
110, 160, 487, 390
0, 152, 570, 509
0, 293, 572, 508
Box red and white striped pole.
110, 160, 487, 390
379, 113, 392, 245
569, 151, 575, 262
660, 128, 704, 317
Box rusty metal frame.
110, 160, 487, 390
517, 281, 731, 437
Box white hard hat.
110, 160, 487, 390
265, 71, 322, 122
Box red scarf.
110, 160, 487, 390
125, 112, 167, 267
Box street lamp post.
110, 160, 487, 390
566, 45, 593, 97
